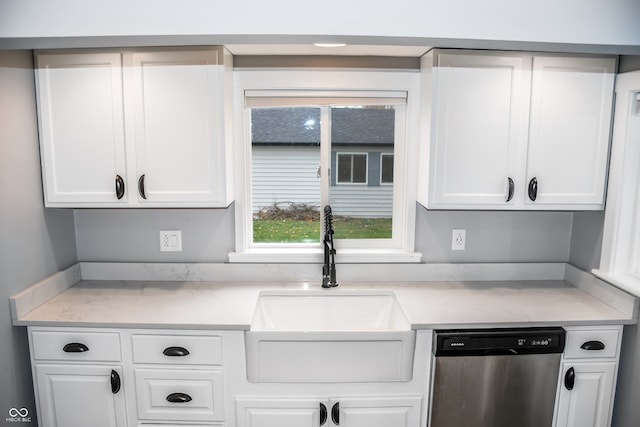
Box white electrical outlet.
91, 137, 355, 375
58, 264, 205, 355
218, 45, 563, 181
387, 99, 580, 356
452, 229, 466, 251
160, 230, 182, 252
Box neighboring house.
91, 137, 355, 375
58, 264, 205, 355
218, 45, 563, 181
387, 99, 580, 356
251, 107, 394, 218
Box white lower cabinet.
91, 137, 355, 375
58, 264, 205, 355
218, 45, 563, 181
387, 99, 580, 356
555, 362, 616, 427
35, 364, 127, 427
554, 326, 622, 427
235, 396, 421, 427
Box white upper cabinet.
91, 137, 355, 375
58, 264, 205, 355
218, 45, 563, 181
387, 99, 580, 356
36, 52, 128, 205
526, 56, 616, 208
419, 49, 616, 210
35, 47, 233, 208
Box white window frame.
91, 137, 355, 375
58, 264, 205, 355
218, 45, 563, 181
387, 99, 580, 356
336, 152, 368, 185
593, 71, 640, 296
380, 153, 394, 185
229, 69, 421, 263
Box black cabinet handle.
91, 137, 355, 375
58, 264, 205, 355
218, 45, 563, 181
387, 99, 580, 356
163, 346, 190, 357
110, 370, 121, 394
331, 402, 340, 425
506, 177, 514, 202
63, 342, 89, 353
138, 174, 147, 199
115, 175, 125, 199
166, 392, 192, 403
564, 367, 575, 390
320, 403, 327, 426
581, 340, 606, 351
528, 177, 538, 201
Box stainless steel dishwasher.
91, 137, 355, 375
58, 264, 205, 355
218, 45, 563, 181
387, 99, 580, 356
429, 328, 566, 427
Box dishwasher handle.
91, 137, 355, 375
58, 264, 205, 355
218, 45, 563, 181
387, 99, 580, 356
564, 367, 575, 390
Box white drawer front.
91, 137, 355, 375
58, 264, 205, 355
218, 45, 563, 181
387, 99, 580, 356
131, 334, 223, 365
135, 369, 225, 422
564, 328, 621, 359
31, 330, 121, 362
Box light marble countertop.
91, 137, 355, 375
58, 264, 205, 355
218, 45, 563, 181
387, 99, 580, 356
13, 277, 637, 330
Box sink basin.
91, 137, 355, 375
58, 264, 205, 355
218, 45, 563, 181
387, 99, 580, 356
245, 291, 416, 383
251, 291, 412, 332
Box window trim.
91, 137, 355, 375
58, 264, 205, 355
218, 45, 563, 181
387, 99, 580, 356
593, 72, 640, 296
230, 69, 421, 263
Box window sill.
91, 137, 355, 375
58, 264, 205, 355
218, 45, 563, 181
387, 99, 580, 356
592, 269, 640, 299
228, 248, 423, 264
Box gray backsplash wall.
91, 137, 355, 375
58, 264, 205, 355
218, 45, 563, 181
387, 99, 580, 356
0, 51, 77, 425
568, 210, 605, 271
75, 204, 573, 264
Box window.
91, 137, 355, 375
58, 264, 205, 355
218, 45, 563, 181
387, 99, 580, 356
337, 153, 368, 184
381, 154, 394, 184
231, 69, 420, 263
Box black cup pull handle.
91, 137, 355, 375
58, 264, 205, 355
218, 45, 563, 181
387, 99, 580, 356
528, 177, 538, 201
506, 177, 515, 202
320, 403, 327, 426
163, 346, 190, 357
565, 367, 575, 390
331, 402, 339, 425
110, 370, 121, 394
63, 342, 89, 353
138, 174, 147, 199
580, 340, 605, 351
115, 175, 125, 199
166, 392, 192, 403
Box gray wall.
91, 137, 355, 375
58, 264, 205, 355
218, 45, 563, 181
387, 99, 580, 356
75, 204, 574, 264
0, 51, 77, 425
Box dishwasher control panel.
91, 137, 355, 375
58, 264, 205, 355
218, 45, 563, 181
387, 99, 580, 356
434, 327, 566, 356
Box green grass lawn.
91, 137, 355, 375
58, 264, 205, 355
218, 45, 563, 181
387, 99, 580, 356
253, 217, 392, 242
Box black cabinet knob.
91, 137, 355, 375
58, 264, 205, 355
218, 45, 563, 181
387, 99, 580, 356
63, 343, 89, 353
580, 340, 605, 351
110, 370, 121, 394
163, 346, 190, 357
138, 174, 147, 199
331, 402, 340, 425
320, 403, 327, 426
115, 175, 125, 199
166, 392, 192, 403
564, 367, 575, 390
528, 177, 538, 201
506, 177, 515, 202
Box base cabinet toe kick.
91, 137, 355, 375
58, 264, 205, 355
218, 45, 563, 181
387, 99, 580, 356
25, 325, 622, 427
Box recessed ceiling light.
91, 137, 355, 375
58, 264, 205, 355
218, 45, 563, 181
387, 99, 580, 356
313, 43, 347, 48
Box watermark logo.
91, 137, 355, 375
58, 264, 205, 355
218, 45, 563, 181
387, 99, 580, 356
6, 407, 31, 423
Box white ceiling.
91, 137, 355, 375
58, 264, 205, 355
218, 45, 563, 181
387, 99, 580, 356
225, 44, 432, 57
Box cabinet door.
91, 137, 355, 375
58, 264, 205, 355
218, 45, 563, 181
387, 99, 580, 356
526, 56, 615, 209
130, 48, 228, 206
35, 52, 128, 206
35, 364, 127, 427
555, 361, 616, 427
428, 52, 529, 208
235, 397, 322, 427
335, 396, 421, 427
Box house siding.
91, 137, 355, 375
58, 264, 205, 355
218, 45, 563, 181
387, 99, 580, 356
252, 145, 393, 217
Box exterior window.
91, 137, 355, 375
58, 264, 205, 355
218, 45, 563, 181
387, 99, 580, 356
231, 68, 420, 263
381, 154, 394, 184
337, 153, 368, 184
250, 104, 396, 244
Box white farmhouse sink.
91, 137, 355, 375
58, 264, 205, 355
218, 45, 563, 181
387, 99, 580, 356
245, 291, 416, 383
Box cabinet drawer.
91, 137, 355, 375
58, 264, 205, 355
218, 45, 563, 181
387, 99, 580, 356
31, 330, 121, 362
131, 334, 223, 365
564, 328, 621, 359
135, 369, 225, 422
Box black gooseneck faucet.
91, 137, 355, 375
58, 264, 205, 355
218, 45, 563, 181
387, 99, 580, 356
322, 205, 338, 288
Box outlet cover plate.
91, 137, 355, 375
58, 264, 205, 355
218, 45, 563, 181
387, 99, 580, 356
160, 230, 182, 252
